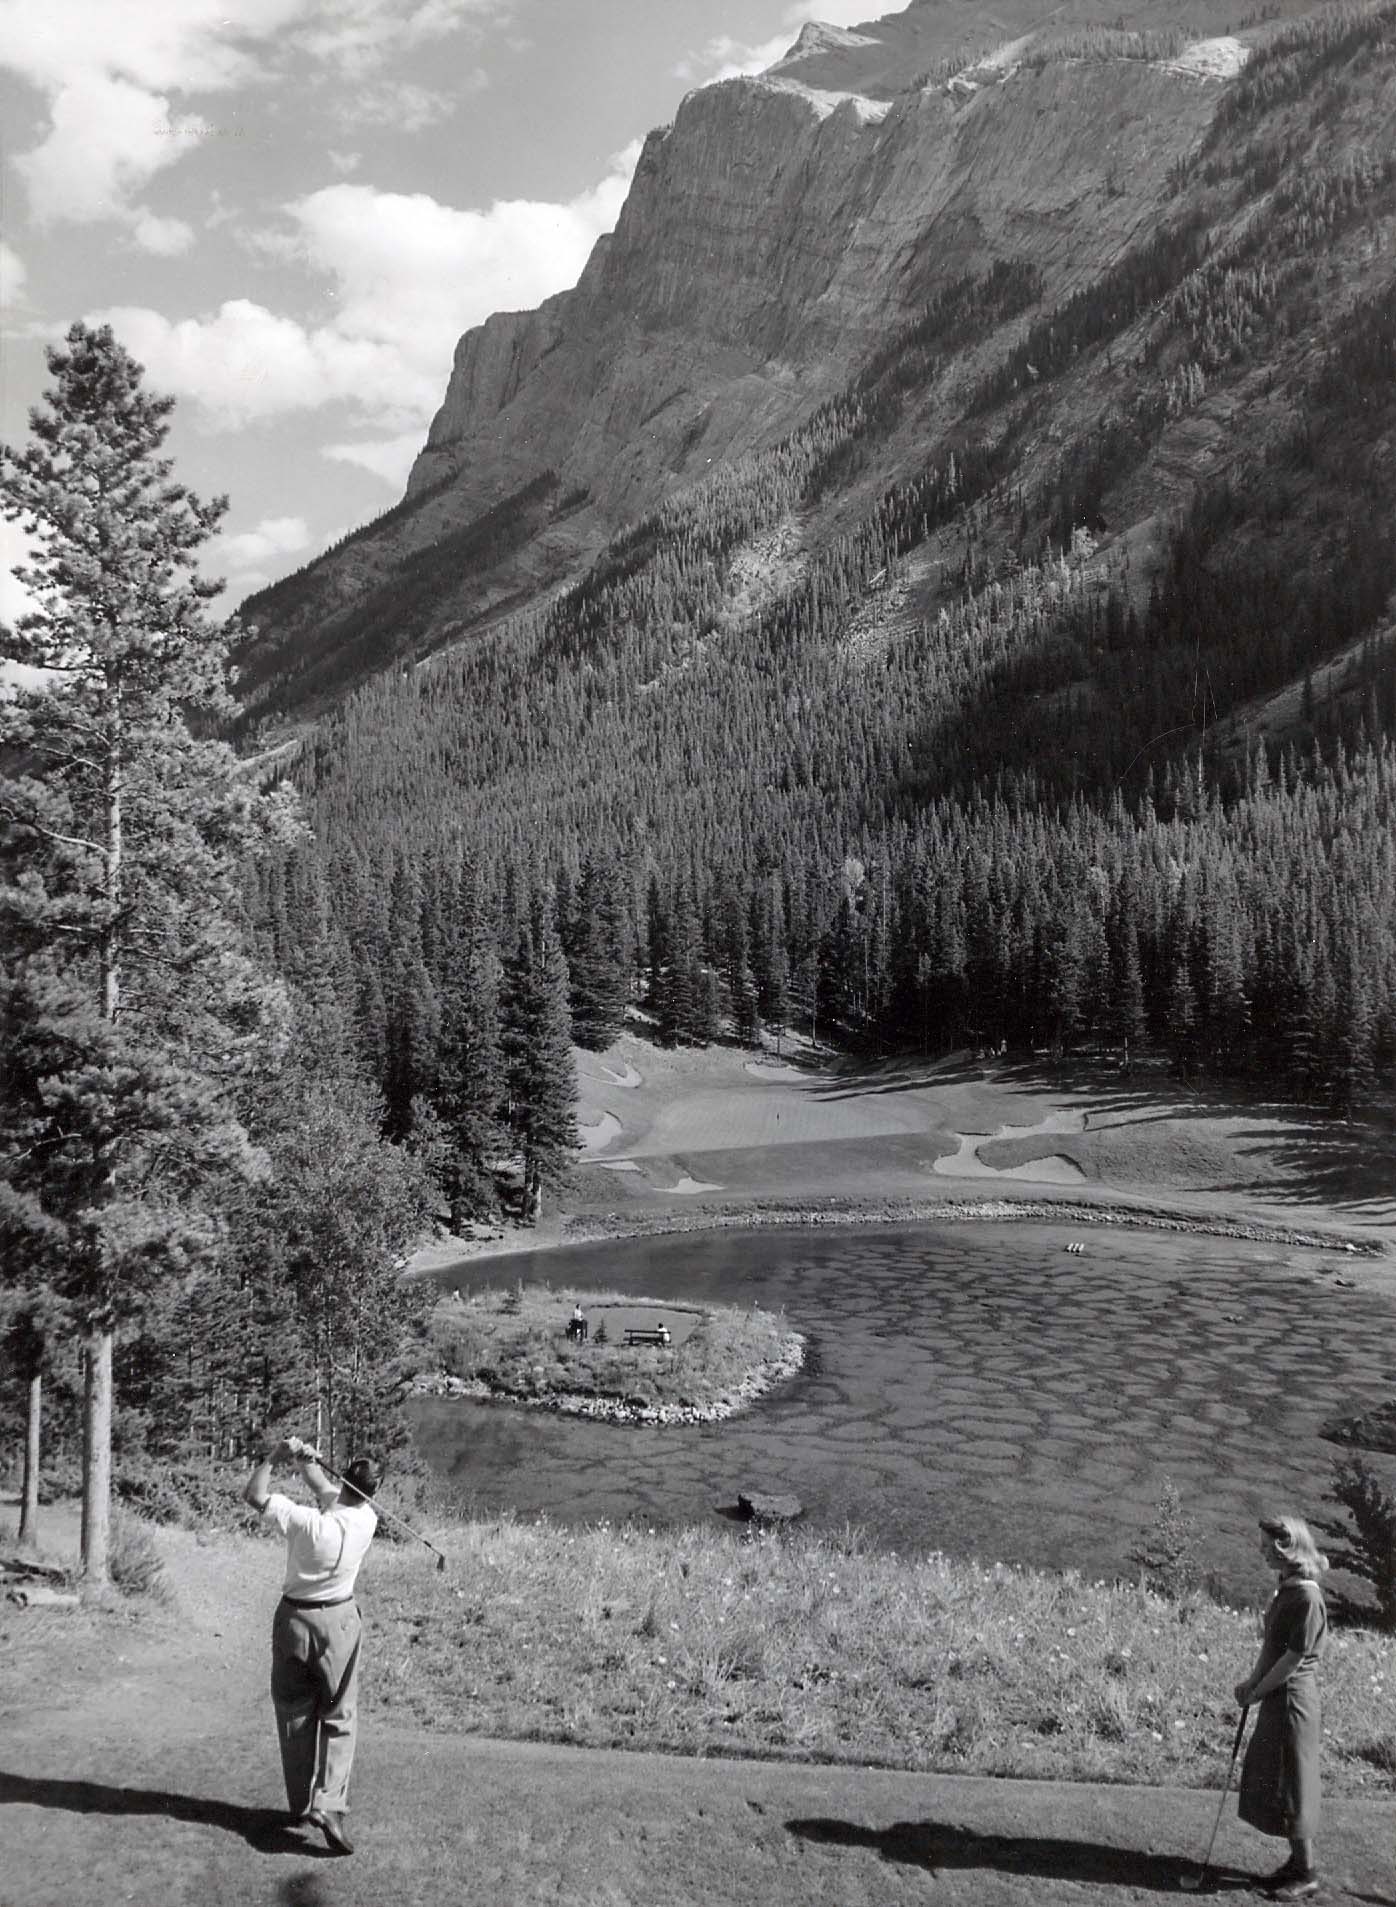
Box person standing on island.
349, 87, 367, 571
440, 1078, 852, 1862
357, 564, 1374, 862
1233, 1513, 1330, 1899
243, 1436, 381, 1856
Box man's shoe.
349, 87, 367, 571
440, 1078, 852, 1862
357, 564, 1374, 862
307, 1808, 354, 1856
1271, 1872, 1318, 1900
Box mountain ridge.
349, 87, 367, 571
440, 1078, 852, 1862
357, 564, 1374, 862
235, 3, 1323, 718
234, 0, 1396, 769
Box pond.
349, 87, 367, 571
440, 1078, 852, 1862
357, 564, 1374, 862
408, 1222, 1394, 1602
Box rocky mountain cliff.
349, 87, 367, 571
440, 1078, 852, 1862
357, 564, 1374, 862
235, 0, 1396, 727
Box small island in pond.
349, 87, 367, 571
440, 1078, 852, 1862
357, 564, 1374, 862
414, 1285, 805, 1425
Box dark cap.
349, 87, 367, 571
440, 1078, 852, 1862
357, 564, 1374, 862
342, 1456, 382, 1503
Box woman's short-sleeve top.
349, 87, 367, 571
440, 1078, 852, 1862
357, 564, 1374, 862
1267, 1576, 1328, 1673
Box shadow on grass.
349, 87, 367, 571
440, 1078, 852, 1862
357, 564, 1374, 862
0, 1768, 330, 1856
787, 1817, 1258, 1893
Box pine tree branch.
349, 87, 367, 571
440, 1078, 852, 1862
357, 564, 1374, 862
0, 805, 104, 857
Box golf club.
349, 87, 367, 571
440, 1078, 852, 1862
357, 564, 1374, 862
297, 1444, 449, 1572
1180, 1705, 1249, 1893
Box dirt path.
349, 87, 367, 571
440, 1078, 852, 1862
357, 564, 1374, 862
3, 1519, 1393, 1907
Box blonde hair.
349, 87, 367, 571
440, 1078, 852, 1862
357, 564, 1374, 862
1259, 1515, 1329, 1579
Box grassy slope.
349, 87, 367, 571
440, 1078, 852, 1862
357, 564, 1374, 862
8, 1499, 1392, 1801
411, 1035, 1396, 1292
365, 1512, 1396, 1798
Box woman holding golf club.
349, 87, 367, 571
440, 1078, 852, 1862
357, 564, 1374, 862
1232, 1513, 1329, 1900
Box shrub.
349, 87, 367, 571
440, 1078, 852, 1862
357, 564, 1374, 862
1316, 1454, 1396, 1631
1129, 1476, 1202, 1600
108, 1514, 169, 1600
115, 1461, 246, 1530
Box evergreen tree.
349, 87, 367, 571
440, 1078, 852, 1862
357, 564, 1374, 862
501, 919, 579, 1222
656, 883, 705, 1045
0, 323, 286, 1581
434, 916, 506, 1226
567, 853, 629, 1049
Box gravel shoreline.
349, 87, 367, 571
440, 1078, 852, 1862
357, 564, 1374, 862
423, 1192, 1387, 1267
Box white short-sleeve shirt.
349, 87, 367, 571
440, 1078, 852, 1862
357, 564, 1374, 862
262, 1492, 378, 1602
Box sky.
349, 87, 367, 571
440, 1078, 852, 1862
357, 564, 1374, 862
0, 0, 888, 626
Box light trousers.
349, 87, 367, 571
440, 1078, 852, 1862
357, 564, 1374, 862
270, 1596, 363, 1816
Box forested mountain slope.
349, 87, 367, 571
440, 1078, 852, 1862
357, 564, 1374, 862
235, 0, 1392, 721
238, 1, 1396, 1149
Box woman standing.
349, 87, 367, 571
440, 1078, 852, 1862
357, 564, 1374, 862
1233, 1514, 1330, 1899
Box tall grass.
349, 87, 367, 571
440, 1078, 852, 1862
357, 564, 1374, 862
108, 1514, 170, 1602
367, 1517, 1396, 1794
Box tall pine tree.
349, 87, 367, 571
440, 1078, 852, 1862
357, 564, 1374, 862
0, 324, 286, 1582
501, 916, 579, 1222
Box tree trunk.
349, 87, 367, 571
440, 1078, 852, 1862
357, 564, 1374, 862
80, 1327, 114, 1584
80, 688, 122, 1586
18, 1371, 41, 1549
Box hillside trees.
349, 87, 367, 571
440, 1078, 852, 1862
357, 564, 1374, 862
0, 324, 290, 1581
227, 52, 1396, 1119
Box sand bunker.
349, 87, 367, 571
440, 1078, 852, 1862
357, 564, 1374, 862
662, 1175, 724, 1195
596, 1159, 641, 1173
933, 1113, 1087, 1184
578, 1111, 623, 1154
597, 1060, 642, 1088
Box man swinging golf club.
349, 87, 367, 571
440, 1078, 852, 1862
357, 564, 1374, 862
243, 1436, 382, 1856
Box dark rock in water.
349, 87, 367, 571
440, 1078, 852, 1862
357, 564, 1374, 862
737, 1490, 803, 1524
1320, 1399, 1396, 1456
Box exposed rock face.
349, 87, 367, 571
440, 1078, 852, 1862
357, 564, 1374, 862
407, 56, 1213, 524
236, 0, 1349, 717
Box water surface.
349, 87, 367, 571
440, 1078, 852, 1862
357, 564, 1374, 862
410, 1223, 1393, 1600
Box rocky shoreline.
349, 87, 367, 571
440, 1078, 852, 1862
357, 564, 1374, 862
411, 1331, 806, 1427
542, 1194, 1385, 1256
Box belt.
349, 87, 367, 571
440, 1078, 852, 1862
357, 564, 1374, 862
281, 1593, 356, 1609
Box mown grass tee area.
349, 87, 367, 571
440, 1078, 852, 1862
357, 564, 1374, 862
363, 1516, 1396, 1796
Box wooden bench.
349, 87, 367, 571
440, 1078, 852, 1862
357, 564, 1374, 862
624, 1327, 671, 1347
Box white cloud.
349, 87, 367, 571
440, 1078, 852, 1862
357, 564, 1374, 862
0, 0, 299, 229
0, 242, 28, 307
213, 514, 312, 572
92, 298, 416, 428
323, 432, 425, 489
91, 142, 643, 435
133, 211, 197, 256
344, 78, 469, 130
0, 0, 509, 230
18, 75, 190, 226
295, 0, 505, 75
678, 2, 878, 85
0, 517, 38, 628
205, 513, 315, 600
0, 520, 57, 691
